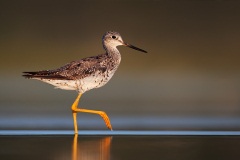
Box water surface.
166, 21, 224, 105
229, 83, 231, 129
1, 132, 240, 160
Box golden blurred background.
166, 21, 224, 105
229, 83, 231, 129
0, 0, 240, 130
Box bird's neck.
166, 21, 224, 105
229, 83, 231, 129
104, 44, 121, 62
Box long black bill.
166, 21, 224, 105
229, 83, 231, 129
123, 42, 147, 53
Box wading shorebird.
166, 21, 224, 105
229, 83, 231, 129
23, 31, 147, 134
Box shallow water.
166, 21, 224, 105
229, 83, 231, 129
0, 132, 240, 160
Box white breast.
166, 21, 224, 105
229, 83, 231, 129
76, 70, 116, 93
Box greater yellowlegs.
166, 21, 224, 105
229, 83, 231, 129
23, 31, 147, 134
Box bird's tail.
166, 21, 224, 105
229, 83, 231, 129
22, 71, 39, 78
22, 71, 54, 79
22, 71, 70, 80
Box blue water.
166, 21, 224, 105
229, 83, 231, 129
1, 130, 240, 136
1, 116, 240, 130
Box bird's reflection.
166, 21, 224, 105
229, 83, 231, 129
72, 134, 112, 160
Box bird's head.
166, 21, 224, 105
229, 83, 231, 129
102, 31, 147, 53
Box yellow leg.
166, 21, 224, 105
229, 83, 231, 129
71, 94, 82, 134
71, 93, 113, 134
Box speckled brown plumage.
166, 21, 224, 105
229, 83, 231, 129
23, 31, 146, 93
23, 53, 119, 80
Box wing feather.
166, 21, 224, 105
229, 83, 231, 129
22, 54, 109, 80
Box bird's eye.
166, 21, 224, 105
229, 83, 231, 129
112, 35, 116, 39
